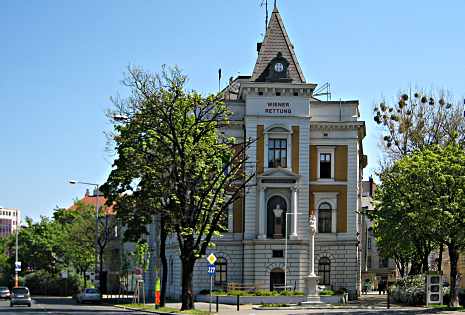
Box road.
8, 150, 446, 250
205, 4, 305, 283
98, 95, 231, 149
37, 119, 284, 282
0, 297, 141, 314
0, 296, 463, 315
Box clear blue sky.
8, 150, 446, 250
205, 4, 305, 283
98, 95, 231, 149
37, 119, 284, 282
1, 0, 464, 221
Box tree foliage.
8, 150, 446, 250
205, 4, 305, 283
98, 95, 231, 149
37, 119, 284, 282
371, 142, 465, 306
101, 66, 254, 310
373, 90, 465, 160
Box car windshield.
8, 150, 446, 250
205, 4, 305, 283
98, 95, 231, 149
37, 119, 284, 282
12, 288, 29, 295
85, 288, 99, 294
0, 287, 8, 291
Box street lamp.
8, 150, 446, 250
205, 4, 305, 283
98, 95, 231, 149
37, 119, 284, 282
284, 211, 306, 290
69, 180, 100, 289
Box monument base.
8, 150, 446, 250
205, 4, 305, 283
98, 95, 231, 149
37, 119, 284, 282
303, 274, 322, 304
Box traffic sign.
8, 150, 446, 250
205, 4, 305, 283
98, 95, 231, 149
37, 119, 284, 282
207, 253, 217, 265
208, 264, 216, 276
15, 261, 21, 272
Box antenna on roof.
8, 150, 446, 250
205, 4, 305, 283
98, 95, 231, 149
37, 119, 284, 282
260, 0, 268, 32
313, 82, 332, 101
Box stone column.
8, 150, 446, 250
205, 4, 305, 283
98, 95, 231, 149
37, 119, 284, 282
257, 186, 266, 239
303, 214, 321, 304
290, 186, 298, 239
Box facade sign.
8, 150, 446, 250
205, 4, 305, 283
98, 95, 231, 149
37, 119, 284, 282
246, 96, 310, 117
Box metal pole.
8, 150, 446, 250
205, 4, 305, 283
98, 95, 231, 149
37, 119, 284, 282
284, 212, 288, 289
15, 210, 19, 287
209, 275, 213, 313
95, 185, 100, 291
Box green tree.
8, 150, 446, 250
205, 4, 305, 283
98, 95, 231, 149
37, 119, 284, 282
372, 90, 465, 273
372, 142, 465, 306
101, 66, 254, 310
56, 205, 96, 288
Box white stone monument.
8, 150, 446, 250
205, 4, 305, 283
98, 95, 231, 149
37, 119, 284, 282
303, 214, 322, 304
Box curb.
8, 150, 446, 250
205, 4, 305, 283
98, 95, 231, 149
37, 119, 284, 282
110, 304, 178, 315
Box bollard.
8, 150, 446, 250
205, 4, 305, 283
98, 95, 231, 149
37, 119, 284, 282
216, 295, 219, 313
236, 295, 240, 311
387, 288, 390, 309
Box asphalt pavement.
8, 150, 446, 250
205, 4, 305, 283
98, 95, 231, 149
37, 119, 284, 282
0, 296, 139, 314
0, 294, 463, 315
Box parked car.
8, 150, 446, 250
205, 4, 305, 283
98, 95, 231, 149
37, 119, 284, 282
10, 287, 32, 307
76, 288, 101, 304
0, 287, 10, 299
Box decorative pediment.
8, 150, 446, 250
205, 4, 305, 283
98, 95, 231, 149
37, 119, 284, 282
258, 168, 300, 180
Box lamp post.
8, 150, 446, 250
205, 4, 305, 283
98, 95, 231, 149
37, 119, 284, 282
15, 209, 19, 287
283, 211, 305, 289
69, 180, 100, 289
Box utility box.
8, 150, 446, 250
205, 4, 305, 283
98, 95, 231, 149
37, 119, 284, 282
426, 273, 443, 305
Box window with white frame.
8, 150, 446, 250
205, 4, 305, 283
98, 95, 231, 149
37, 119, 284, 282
268, 138, 287, 168
319, 153, 331, 178
318, 202, 332, 233
313, 192, 338, 234
317, 147, 335, 180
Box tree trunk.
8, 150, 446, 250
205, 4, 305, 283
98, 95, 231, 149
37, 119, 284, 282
438, 243, 443, 272
180, 255, 195, 310
448, 244, 460, 307
409, 260, 422, 275
160, 216, 168, 307
99, 248, 105, 292
422, 251, 429, 273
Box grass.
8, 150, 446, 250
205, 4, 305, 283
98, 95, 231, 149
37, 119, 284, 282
260, 303, 290, 307
211, 290, 304, 296
430, 304, 465, 311
116, 303, 211, 315
319, 289, 336, 296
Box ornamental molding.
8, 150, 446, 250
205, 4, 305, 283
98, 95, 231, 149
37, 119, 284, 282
310, 121, 364, 130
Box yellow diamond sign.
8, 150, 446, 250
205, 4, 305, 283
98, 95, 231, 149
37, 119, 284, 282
207, 253, 217, 265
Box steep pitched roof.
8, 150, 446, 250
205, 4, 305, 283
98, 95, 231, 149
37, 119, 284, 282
251, 6, 305, 83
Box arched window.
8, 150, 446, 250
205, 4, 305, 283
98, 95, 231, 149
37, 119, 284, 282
267, 196, 287, 239
214, 257, 227, 287
318, 257, 331, 285
318, 202, 332, 233
270, 268, 285, 291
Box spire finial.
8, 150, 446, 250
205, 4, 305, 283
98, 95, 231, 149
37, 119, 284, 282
274, 0, 277, 8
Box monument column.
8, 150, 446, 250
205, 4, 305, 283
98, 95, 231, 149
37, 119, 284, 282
303, 214, 321, 303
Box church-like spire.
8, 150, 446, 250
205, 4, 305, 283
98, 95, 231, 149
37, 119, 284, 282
251, 5, 305, 83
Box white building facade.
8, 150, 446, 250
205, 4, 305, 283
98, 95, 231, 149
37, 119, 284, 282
155, 5, 367, 298
0, 207, 20, 238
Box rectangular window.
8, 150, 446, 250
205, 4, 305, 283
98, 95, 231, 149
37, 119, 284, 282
379, 257, 389, 268
268, 139, 287, 168
368, 238, 372, 249
367, 256, 372, 268
319, 153, 332, 178
272, 250, 284, 258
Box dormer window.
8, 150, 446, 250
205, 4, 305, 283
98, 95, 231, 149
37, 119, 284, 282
268, 139, 287, 168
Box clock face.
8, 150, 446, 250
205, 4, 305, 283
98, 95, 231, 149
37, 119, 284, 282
274, 62, 284, 73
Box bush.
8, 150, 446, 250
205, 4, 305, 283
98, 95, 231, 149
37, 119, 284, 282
25, 270, 82, 296
255, 289, 279, 296
319, 289, 336, 296
391, 275, 425, 306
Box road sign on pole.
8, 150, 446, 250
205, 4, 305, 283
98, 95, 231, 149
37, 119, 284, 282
208, 264, 216, 276
207, 253, 217, 265
15, 261, 21, 272
208, 264, 216, 314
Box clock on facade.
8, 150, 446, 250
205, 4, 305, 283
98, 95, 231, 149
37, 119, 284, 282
274, 62, 284, 73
